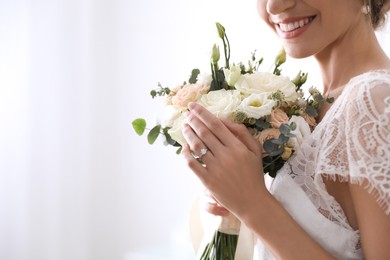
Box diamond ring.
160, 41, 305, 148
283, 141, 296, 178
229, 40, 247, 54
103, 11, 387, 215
194, 148, 209, 161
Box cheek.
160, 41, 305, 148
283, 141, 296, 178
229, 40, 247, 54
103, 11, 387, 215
257, 0, 272, 28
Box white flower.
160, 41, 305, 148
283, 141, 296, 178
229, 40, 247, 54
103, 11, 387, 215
197, 72, 213, 86
223, 65, 242, 87
238, 93, 276, 119
235, 72, 298, 101
198, 89, 241, 119
160, 105, 181, 128
168, 113, 187, 146
287, 115, 311, 150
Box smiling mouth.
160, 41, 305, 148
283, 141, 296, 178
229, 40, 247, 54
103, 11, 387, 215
277, 16, 316, 32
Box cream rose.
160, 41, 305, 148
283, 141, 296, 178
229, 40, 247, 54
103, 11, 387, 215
238, 93, 276, 119
167, 113, 187, 146
235, 72, 298, 101
223, 65, 242, 87
171, 83, 208, 109
198, 89, 241, 119
161, 105, 181, 128
287, 115, 311, 150
270, 109, 289, 128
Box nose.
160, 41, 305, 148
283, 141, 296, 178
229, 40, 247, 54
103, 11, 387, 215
266, 0, 296, 15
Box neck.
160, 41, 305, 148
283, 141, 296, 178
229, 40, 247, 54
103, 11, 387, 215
314, 21, 390, 96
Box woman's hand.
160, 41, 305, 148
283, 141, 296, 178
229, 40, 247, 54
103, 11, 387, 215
181, 102, 268, 217
203, 189, 230, 217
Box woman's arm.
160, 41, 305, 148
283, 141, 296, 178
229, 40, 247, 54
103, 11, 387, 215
349, 181, 390, 259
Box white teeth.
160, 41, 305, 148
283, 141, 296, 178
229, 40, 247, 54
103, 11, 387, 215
278, 17, 312, 32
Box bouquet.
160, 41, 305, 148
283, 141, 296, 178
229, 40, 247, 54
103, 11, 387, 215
132, 23, 332, 259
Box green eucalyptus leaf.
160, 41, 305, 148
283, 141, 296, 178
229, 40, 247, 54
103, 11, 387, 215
189, 69, 200, 84
271, 138, 284, 145
132, 118, 146, 136
269, 147, 284, 157
263, 140, 278, 154
255, 118, 271, 131
279, 124, 291, 136
289, 122, 297, 131
147, 125, 161, 144
327, 97, 335, 103
306, 105, 318, 117
278, 134, 289, 143
176, 147, 182, 154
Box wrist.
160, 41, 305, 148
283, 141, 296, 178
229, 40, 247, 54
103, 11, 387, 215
236, 189, 275, 230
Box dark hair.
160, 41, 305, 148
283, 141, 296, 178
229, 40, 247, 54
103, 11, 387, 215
370, 0, 390, 29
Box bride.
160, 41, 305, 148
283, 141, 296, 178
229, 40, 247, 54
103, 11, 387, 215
181, 0, 390, 258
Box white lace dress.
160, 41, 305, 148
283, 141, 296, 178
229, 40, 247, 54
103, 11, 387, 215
256, 70, 390, 259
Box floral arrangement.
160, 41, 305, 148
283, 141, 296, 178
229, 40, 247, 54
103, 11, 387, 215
132, 23, 332, 259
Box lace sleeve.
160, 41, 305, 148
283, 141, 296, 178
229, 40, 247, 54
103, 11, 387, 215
344, 77, 390, 215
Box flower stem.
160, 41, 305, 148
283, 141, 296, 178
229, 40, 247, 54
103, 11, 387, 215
222, 34, 231, 69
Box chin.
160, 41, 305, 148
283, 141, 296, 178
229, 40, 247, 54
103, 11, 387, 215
284, 45, 314, 59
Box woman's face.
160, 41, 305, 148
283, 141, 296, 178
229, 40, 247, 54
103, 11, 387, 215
257, 0, 364, 58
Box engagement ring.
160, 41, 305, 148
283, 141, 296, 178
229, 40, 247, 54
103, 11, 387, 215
194, 148, 208, 161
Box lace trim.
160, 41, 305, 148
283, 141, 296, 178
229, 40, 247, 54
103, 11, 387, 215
321, 173, 390, 216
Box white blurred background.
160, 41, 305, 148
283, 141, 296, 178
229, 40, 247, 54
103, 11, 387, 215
0, 0, 389, 260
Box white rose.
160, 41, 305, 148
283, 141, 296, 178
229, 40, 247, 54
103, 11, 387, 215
167, 113, 187, 146
287, 115, 311, 150
235, 72, 298, 101
198, 89, 241, 119
223, 65, 242, 87
197, 72, 213, 86
238, 93, 276, 119
160, 105, 181, 128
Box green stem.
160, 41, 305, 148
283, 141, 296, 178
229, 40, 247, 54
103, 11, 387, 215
222, 34, 231, 69
263, 155, 282, 170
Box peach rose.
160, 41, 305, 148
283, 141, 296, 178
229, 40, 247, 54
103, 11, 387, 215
304, 114, 317, 127
165, 84, 184, 105
270, 109, 289, 128
171, 83, 208, 109
256, 128, 281, 146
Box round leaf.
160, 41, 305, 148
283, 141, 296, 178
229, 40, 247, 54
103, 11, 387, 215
132, 118, 146, 136
147, 125, 161, 144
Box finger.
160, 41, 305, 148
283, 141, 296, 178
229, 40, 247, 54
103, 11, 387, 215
183, 124, 211, 154
184, 109, 225, 153
203, 190, 230, 215
182, 123, 214, 163
204, 189, 215, 200
221, 119, 262, 157
205, 202, 230, 217
181, 144, 208, 182
187, 102, 236, 146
